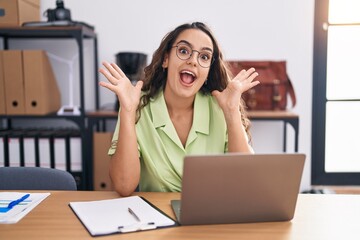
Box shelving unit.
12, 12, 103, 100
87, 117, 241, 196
0, 26, 99, 190
86, 111, 118, 190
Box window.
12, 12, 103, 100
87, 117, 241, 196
312, 0, 360, 184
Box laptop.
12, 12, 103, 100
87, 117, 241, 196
171, 153, 305, 225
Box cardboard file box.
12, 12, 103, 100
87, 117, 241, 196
1, 50, 61, 115
3, 50, 25, 115
93, 132, 113, 191
0, 51, 6, 114
0, 0, 40, 27
23, 50, 61, 115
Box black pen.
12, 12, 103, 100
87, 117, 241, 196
128, 207, 141, 222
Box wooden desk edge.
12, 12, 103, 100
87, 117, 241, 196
247, 110, 299, 119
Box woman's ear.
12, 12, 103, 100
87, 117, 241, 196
162, 54, 169, 69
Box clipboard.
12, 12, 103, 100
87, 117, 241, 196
69, 196, 178, 236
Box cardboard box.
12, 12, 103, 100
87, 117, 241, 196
3, 50, 25, 115
1, 50, 60, 115
23, 50, 61, 115
93, 132, 114, 191
0, 0, 40, 26
0, 51, 6, 114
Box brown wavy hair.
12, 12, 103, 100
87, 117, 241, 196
137, 22, 252, 141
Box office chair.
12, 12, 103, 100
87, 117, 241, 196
0, 167, 77, 190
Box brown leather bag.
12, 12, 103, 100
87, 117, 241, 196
227, 61, 296, 111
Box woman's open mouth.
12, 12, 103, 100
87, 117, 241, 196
180, 70, 197, 86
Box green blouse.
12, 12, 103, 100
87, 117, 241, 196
109, 91, 228, 192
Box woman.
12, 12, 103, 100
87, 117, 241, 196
99, 22, 259, 196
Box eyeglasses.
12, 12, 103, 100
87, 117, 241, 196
173, 44, 214, 68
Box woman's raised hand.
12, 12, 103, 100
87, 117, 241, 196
212, 68, 259, 114
99, 62, 143, 113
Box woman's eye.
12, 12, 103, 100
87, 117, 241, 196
200, 53, 211, 61
179, 48, 189, 55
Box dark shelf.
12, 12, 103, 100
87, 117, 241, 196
0, 26, 96, 39
0, 26, 99, 190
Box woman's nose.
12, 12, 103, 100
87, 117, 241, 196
187, 52, 198, 66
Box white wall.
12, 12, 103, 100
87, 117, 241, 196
39, 0, 315, 190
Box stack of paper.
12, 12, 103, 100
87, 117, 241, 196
69, 196, 176, 236
0, 192, 50, 224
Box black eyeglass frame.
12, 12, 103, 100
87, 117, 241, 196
172, 44, 215, 68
